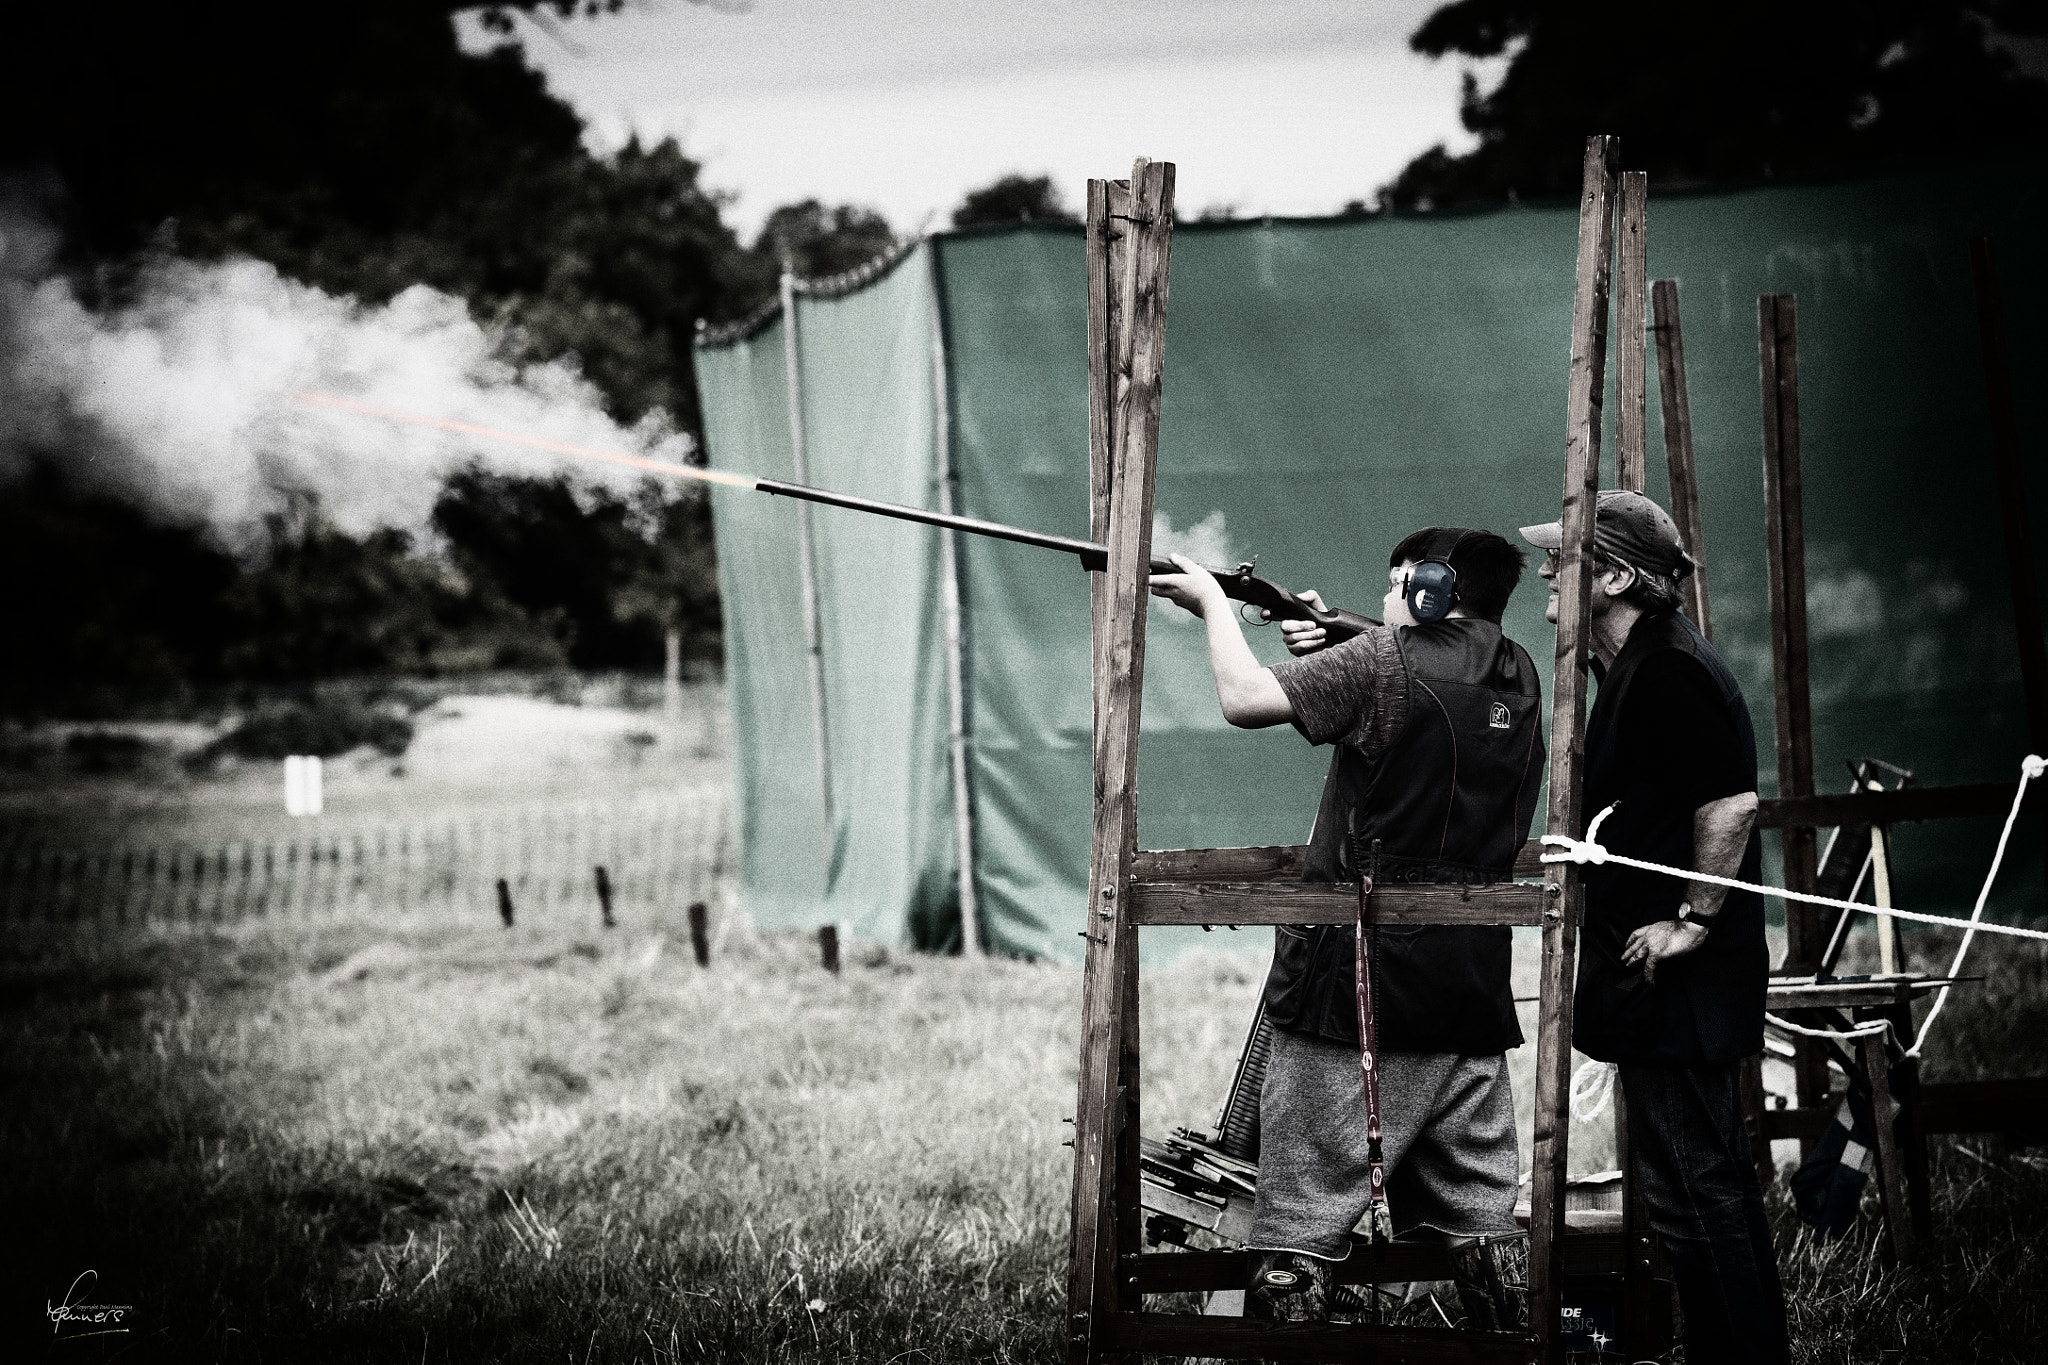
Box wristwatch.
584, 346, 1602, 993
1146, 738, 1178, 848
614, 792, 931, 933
1677, 902, 1717, 932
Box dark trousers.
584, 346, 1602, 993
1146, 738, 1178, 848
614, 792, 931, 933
1619, 1059, 1790, 1365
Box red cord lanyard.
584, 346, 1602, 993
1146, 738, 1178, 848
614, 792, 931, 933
1353, 873, 1389, 1240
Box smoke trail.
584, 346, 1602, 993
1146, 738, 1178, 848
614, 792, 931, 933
0, 205, 689, 548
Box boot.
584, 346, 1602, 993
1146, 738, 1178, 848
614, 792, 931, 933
1245, 1250, 1332, 1322
1449, 1231, 1528, 1332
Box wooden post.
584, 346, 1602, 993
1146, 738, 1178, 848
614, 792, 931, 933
1760, 293, 1828, 1127
818, 923, 841, 974
780, 268, 836, 855
1086, 171, 1148, 1322
927, 248, 985, 957
1615, 171, 1649, 494
1652, 279, 1712, 639
1970, 236, 2048, 897
496, 877, 514, 927
1858, 1027, 1914, 1263
1066, 157, 1173, 1365
1533, 133, 1619, 1365
594, 865, 616, 929
689, 901, 711, 966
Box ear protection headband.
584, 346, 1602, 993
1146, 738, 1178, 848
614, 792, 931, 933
1404, 528, 1475, 624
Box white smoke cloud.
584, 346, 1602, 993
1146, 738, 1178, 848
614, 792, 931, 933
0, 207, 688, 549
1150, 509, 1243, 622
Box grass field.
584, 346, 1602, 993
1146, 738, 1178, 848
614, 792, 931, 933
5, 910, 2046, 1364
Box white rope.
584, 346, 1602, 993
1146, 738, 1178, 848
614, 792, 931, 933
1543, 755, 2048, 1059
1764, 1011, 1889, 1042
1570, 1058, 1617, 1122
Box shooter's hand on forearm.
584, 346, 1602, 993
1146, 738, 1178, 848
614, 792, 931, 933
1271, 589, 1330, 656
1150, 553, 1295, 728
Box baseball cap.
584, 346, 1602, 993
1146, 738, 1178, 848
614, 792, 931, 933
1519, 490, 1696, 578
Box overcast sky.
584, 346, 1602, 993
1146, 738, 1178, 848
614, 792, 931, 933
459, 0, 1498, 238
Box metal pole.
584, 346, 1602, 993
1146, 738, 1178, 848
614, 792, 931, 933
780, 268, 835, 850
927, 248, 984, 957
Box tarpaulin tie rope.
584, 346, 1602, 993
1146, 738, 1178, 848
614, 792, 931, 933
1570, 1059, 1617, 1123
1541, 755, 2048, 1059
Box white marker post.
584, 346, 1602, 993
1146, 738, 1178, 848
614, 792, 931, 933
284, 755, 324, 817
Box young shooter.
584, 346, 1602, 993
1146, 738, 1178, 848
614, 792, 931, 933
1151, 529, 1545, 1327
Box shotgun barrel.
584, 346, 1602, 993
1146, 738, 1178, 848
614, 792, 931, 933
755, 477, 1378, 644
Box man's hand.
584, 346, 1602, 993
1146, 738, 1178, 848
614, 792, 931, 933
1149, 553, 1230, 618
1270, 589, 1330, 656
1620, 919, 1709, 984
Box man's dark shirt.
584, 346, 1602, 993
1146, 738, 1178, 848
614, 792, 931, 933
1577, 610, 1767, 1065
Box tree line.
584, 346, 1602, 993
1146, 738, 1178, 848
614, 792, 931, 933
2, 1, 2040, 714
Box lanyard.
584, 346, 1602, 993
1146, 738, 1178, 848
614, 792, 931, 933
1353, 871, 1392, 1243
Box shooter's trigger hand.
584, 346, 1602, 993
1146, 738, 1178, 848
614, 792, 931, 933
1148, 553, 1226, 618
1271, 589, 1329, 656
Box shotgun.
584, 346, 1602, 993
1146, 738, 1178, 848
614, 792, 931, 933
293, 390, 1380, 643
743, 475, 1379, 644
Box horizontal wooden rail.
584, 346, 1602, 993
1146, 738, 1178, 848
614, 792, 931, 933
1134, 844, 1550, 881
1758, 782, 2043, 831
1130, 879, 1551, 928
1106, 1311, 1537, 1362
1126, 1233, 1624, 1295
1763, 1077, 2048, 1141
1131, 845, 1552, 926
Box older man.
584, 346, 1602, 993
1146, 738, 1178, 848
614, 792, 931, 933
1523, 490, 1788, 1364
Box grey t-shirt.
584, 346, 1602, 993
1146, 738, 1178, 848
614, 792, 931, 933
1269, 623, 1408, 762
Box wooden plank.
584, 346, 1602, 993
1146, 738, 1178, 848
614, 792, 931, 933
1531, 132, 1620, 1365
1758, 781, 2045, 829
1106, 1312, 1537, 1364
1759, 293, 1819, 938
1132, 844, 1307, 881
1760, 1106, 1833, 1141
1880, 996, 1932, 1239
1128, 1236, 1625, 1292
1066, 157, 1174, 1365
1971, 235, 2048, 904
1137, 842, 1547, 880
1084, 174, 1145, 1324
1130, 879, 1550, 927
1859, 1029, 1914, 1263
1765, 979, 1924, 1010
1614, 171, 1649, 494
1651, 279, 1711, 639
1760, 291, 1828, 1133
1768, 1079, 2048, 1140
1916, 1076, 2048, 1134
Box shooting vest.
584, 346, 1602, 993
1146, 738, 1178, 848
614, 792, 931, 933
1262, 618, 1544, 1054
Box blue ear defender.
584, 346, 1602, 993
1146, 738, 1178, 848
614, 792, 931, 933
1404, 529, 1474, 624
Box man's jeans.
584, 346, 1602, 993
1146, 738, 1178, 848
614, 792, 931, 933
1619, 1059, 1791, 1365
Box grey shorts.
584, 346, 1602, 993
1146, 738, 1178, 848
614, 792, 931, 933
1248, 1026, 1520, 1260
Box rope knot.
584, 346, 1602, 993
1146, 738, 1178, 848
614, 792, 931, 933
2024, 754, 2046, 780
1538, 802, 1621, 867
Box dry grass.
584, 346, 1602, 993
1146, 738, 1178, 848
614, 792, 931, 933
2, 913, 2043, 1362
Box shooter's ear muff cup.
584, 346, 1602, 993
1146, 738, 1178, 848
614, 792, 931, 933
1404, 528, 1475, 624
1246, 1250, 1332, 1322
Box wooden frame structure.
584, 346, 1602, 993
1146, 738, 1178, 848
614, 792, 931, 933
1063, 138, 1624, 1365
1737, 237, 2048, 1257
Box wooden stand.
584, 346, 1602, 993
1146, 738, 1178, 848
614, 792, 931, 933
1063, 139, 1622, 1365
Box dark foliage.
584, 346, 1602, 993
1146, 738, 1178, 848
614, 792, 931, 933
750, 199, 899, 281
1382, 0, 2048, 208
222, 493, 564, 680
0, 464, 717, 715
208, 696, 417, 761
0, 465, 239, 715
1, 2, 757, 430
951, 173, 1078, 227
432, 465, 720, 671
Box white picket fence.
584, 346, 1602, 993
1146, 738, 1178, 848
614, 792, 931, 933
0, 790, 732, 926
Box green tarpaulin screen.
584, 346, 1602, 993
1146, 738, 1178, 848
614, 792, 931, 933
696, 163, 2048, 961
